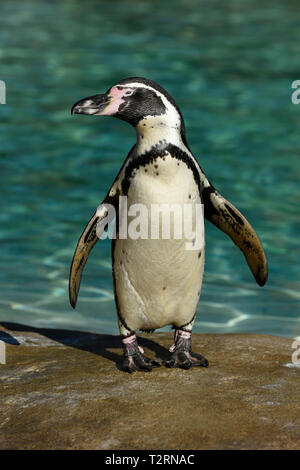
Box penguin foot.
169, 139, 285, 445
165, 329, 208, 369
165, 350, 208, 369
121, 334, 161, 373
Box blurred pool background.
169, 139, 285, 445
0, 0, 299, 338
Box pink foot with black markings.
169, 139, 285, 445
165, 330, 208, 369
121, 334, 161, 373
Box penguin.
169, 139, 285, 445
70, 77, 268, 373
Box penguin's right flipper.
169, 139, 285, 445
69, 204, 113, 309
202, 183, 268, 286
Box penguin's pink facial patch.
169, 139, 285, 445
101, 86, 133, 115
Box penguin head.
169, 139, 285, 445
71, 77, 186, 139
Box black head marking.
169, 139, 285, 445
111, 77, 188, 146
115, 86, 166, 127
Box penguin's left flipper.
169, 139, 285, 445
202, 184, 268, 286
69, 203, 114, 309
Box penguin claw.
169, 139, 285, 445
122, 353, 161, 373
165, 350, 208, 369
121, 335, 160, 373
164, 330, 209, 369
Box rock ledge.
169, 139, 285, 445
0, 322, 299, 449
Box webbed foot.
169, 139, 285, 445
121, 334, 161, 373
165, 330, 208, 369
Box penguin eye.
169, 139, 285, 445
124, 89, 134, 96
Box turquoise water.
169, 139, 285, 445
0, 0, 300, 338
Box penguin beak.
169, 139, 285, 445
71, 94, 112, 116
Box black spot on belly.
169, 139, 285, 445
198, 250, 202, 258
163, 286, 166, 290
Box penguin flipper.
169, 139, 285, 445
202, 184, 268, 286
69, 204, 112, 308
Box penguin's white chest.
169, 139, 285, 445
113, 152, 205, 332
